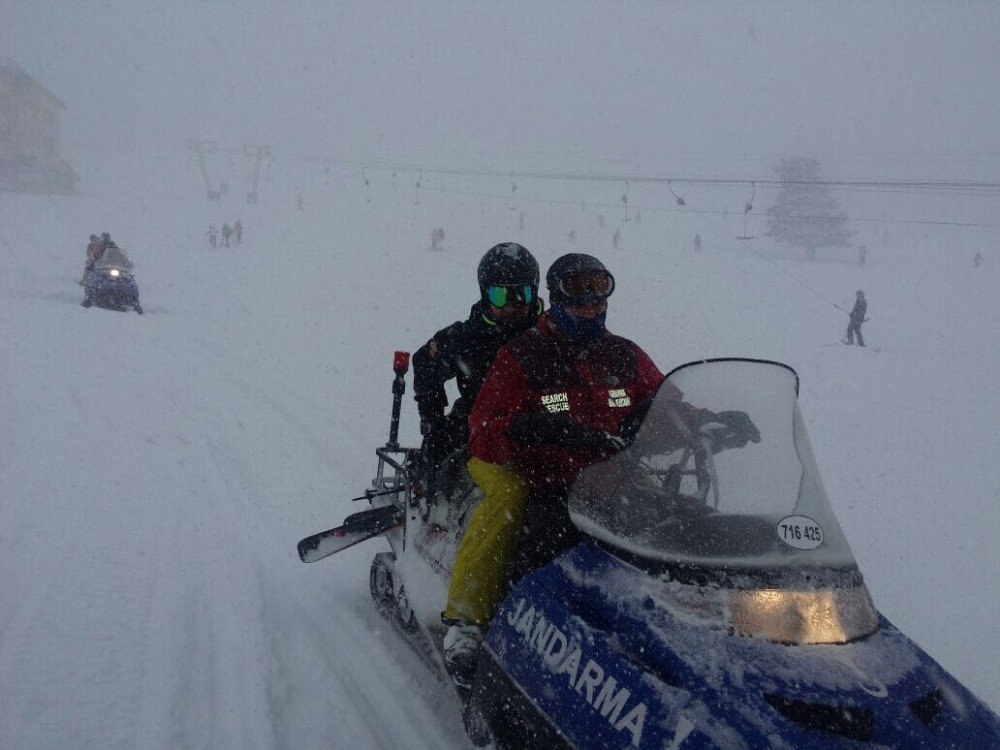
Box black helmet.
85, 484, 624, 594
546, 253, 615, 305
477, 243, 539, 289
101, 232, 111, 241
89, 234, 98, 241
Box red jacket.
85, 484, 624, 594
468, 311, 665, 490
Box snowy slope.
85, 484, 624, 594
1, 161, 997, 749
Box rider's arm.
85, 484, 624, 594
467, 347, 528, 466
633, 347, 667, 404
412, 321, 463, 427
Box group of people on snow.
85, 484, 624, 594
411, 242, 760, 688
207, 218, 243, 248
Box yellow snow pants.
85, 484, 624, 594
443, 457, 528, 626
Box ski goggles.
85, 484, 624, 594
486, 283, 536, 308
556, 270, 615, 303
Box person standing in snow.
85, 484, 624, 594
207, 224, 218, 248
844, 290, 867, 346
694, 233, 702, 253
234, 218, 243, 245
221, 222, 233, 247
430, 227, 445, 251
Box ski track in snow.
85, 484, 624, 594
1, 172, 997, 749
1, 189, 471, 748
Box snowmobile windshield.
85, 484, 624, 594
568, 359, 878, 642
569, 359, 866, 575
95, 247, 133, 271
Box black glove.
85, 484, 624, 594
420, 427, 458, 477
510, 412, 627, 453
699, 410, 761, 451
419, 415, 444, 437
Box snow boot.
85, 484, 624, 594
443, 621, 483, 689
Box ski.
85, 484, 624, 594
297, 504, 404, 562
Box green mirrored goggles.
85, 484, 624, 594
486, 284, 535, 308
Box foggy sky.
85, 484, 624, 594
5, 1, 1000, 179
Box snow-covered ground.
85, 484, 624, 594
1, 157, 998, 749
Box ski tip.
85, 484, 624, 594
296, 539, 314, 562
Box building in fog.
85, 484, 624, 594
0, 58, 76, 194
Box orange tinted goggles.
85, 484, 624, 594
557, 270, 615, 301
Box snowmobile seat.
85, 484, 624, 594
421, 449, 482, 532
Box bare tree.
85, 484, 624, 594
765, 157, 853, 259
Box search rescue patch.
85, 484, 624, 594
608, 388, 631, 408
541, 392, 569, 413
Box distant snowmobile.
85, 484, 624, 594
298, 354, 1000, 749
81, 246, 142, 314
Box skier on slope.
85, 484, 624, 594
844, 289, 867, 346
412, 243, 544, 498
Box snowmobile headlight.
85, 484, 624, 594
109, 269, 120, 277
725, 586, 879, 645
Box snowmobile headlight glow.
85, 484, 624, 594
109, 268, 120, 277
725, 586, 879, 644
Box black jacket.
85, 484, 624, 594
413, 299, 541, 429
850, 297, 867, 324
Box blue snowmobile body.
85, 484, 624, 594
462, 359, 1000, 749
472, 542, 998, 749
82, 246, 142, 313
298, 356, 999, 749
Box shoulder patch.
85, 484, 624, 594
428, 340, 438, 358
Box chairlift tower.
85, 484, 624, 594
243, 144, 270, 205
188, 140, 221, 202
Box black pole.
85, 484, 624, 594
387, 351, 410, 450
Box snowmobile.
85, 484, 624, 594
81, 246, 142, 314
298, 354, 1000, 749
